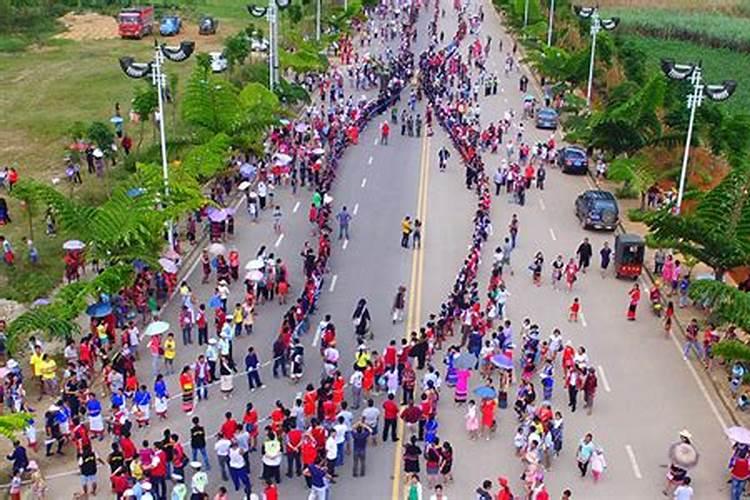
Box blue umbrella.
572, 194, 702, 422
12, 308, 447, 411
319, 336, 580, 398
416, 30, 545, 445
127, 187, 146, 198
86, 302, 112, 318
240, 163, 256, 179
491, 353, 513, 370
31, 298, 50, 308
454, 352, 477, 370
208, 295, 222, 309
473, 385, 497, 399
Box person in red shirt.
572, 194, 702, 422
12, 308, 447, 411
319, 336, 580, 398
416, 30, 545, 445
270, 401, 285, 435
119, 433, 137, 465
110, 467, 130, 497
322, 397, 337, 426
150, 443, 168, 499
303, 385, 318, 423
384, 340, 397, 369
219, 412, 238, 440
382, 394, 399, 443
285, 424, 303, 477
310, 419, 327, 451
243, 403, 259, 450
480, 398, 497, 440
264, 480, 279, 500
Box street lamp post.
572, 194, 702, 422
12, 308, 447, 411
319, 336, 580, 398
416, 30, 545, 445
316, 0, 322, 42
248, 0, 290, 90
575, 6, 619, 108
119, 40, 195, 250
523, 0, 530, 28
661, 59, 737, 214
547, 0, 555, 46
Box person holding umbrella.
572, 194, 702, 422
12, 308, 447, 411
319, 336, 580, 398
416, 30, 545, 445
664, 430, 698, 496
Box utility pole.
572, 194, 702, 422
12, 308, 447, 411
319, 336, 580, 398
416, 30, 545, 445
119, 41, 194, 250
661, 59, 737, 214
547, 0, 555, 46
575, 6, 619, 108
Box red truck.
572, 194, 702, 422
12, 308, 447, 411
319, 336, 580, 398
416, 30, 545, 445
118, 6, 154, 39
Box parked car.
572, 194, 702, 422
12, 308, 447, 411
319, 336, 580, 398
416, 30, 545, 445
575, 189, 619, 231
209, 52, 228, 73
557, 146, 589, 174
535, 107, 558, 130
198, 16, 218, 35
160, 15, 181, 36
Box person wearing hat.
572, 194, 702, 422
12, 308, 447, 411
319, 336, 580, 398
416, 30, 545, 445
170, 473, 187, 500
495, 476, 514, 500
190, 461, 208, 499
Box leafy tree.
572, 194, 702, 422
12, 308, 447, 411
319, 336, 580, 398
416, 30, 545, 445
688, 280, 750, 331
224, 32, 251, 72
607, 156, 659, 209
87, 121, 115, 150
615, 37, 647, 85
180, 133, 233, 181
644, 161, 750, 280
182, 62, 241, 135
131, 83, 158, 150
570, 73, 666, 156
0, 414, 31, 440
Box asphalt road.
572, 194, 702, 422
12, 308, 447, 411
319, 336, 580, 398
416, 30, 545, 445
43, 1, 735, 499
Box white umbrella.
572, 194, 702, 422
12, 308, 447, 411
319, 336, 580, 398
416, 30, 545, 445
158, 258, 178, 274
245, 259, 264, 271
144, 321, 170, 337
245, 270, 264, 281
295, 123, 309, 132
93, 148, 104, 159
238, 181, 252, 191
323, 193, 334, 205
279, 119, 290, 125
311, 147, 325, 155
207, 243, 226, 256
274, 153, 293, 165
63, 240, 86, 251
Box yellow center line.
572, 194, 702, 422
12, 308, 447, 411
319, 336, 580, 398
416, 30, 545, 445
391, 131, 430, 499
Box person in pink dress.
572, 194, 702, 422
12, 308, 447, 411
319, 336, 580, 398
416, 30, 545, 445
454, 368, 471, 405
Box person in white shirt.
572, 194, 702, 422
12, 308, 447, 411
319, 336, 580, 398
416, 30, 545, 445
361, 399, 380, 445
429, 484, 448, 500
349, 371, 364, 410
214, 437, 231, 481
673, 477, 694, 500
228, 442, 251, 494
333, 418, 348, 467
325, 431, 339, 477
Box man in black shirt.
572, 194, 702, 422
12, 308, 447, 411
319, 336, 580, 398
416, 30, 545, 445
190, 416, 211, 471
79, 444, 103, 497
107, 442, 124, 474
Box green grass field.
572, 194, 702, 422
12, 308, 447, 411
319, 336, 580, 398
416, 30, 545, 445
0, 0, 253, 301
602, 7, 750, 52
620, 34, 750, 114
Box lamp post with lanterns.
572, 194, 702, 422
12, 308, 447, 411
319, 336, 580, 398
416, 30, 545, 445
119, 40, 195, 250
248, 0, 291, 90
574, 6, 619, 108
660, 59, 737, 214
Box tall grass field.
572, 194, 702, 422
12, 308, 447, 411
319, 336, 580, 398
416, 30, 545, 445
621, 35, 750, 113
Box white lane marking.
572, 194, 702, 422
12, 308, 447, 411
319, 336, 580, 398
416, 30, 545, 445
501, 87, 505, 93
353, 203, 359, 215
549, 228, 557, 241
625, 445, 643, 479
293, 201, 300, 213
274, 233, 284, 247
670, 328, 729, 430
361, 177, 367, 188
312, 326, 322, 347
329, 274, 338, 292
598, 365, 611, 392
580, 312, 588, 328
504, 97, 508, 103
368, 156, 373, 165
374, 138, 379, 146
342, 239, 349, 250
539, 198, 546, 211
